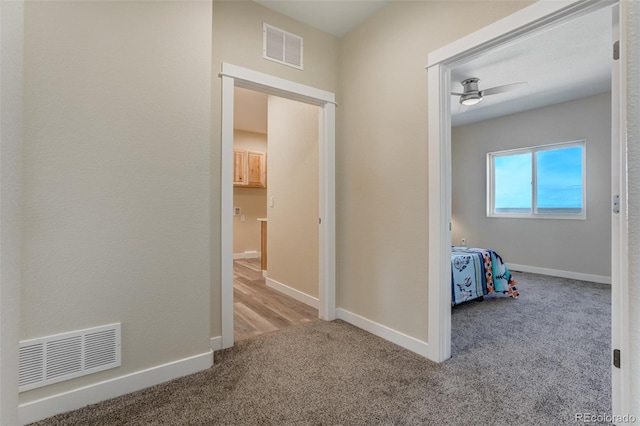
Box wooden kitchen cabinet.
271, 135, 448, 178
246, 151, 267, 188
233, 149, 267, 188
233, 150, 247, 185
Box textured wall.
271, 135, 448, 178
21, 1, 212, 403
452, 93, 611, 278
211, 0, 338, 336
0, 1, 23, 423
337, 0, 532, 340
267, 96, 320, 298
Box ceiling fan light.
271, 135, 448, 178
460, 94, 482, 106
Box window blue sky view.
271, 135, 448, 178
495, 153, 532, 210
494, 145, 583, 212
536, 146, 583, 209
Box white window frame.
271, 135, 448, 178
486, 140, 587, 220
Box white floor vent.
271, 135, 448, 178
19, 323, 121, 392
263, 23, 303, 70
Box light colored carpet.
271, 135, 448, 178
31, 272, 611, 425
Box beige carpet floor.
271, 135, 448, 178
31, 272, 611, 425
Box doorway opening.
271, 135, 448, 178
220, 63, 336, 349
426, 0, 629, 417
232, 87, 321, 342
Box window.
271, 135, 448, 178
487, 141, 586, 219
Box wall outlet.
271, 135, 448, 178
240, 215, 246, 222
460, 238, 466, 247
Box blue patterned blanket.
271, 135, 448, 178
451, 247, 519, 306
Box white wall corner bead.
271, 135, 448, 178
263, 23, 304, 70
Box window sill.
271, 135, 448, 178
487, 213, 587, 220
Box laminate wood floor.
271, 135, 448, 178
234, 258, 318, 342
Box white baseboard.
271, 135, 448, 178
233, 251, 261, 260
336, 308, 430, 358
210, 336, 222, 352
19, 350, 213, 425
265, 277, 319, 309
506, 263, 611, 285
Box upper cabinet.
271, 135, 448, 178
233, 149, 247, 185
246, 151, 267, 188
234, 149, 267, 188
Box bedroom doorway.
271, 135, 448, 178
220, 63, 336, 350
427, 0, 629, 417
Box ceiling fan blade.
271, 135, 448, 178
451, 92, 464, 96
481, 82, 528, 96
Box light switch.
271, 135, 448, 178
269, 197, 274, 207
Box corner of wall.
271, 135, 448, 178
0, 0, 24, 424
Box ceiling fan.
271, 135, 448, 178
451, 78, 528, 110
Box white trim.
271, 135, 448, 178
427, 62, 452, 363
426, 0, 616, 68
265, 277, 319, 309
507, 263, 611, 285
220, 63, 335, 106
219, 63, 336, 350
233, 251, 260, 260
427, 0, 627, 414
610, 2, 631, 417
19, 351, 213, 425
210, 336, 222, 352
336, 309, 429, 358
318, 103, 336, 320
221, 75, 235, 350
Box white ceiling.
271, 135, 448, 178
254, 0, 389, 37
451, 6, 612, 127
244, 2, 612, 128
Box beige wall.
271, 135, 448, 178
12, 0, 640, 417
267, 96, 320, 298
337, 1, 532, 341
233, 129, 268, 153
13, 0, 640, 416
21, 1, 212, 403
211, 0, 338, 335
1, 0, 23, 423
233, 130, 268, 255
452, 93, 611, 278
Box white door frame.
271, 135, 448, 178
610, 2, 630, 417
426, 0, 629, 416
219, 63, 336, 349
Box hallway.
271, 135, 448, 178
233, 258, 318, 341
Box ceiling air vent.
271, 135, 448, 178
263, 23, 304, 70
19, 323, 121, 392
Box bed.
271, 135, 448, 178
451, 246, 519, 306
